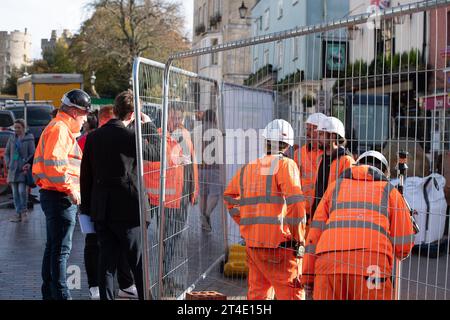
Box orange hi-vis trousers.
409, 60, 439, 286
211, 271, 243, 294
246, 247, 304, 300
313, 274, 393, 300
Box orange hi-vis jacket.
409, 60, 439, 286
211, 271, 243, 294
302, 165, 415, 284
179, 127, 199, 204
33, 111, 83, 195
144, 129, 184, 209
294, 144, 323, 215
224, 154, 307, 248
310, 148, 355, 221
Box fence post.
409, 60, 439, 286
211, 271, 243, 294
132, 57, 152, 300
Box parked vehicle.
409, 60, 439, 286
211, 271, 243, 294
3, 103, 54, 146
0, 112, 14, 195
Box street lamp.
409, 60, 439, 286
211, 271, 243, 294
90, 71, 100, 99
239, 1, 248, 19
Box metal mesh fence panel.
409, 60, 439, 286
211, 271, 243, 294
134, 0, 450, 300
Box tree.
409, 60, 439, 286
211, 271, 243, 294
70, 0, 190, 98
1, 67, 21, 95
43, 39, 76, 73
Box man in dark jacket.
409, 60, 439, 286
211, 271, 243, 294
80, 90, 160, 300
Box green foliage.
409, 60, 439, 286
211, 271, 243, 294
244, 64, 274, 86
275, 69, 304, 92
1, 67, 21, 95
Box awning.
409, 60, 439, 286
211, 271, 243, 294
358, 81, 413, 94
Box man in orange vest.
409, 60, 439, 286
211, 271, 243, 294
302, 151, 415, 300
33, 89, 91, 300
311, 117, 355, 221
224, 119, 307, 300
144, 103, 198, 296
294, 113, 327, 231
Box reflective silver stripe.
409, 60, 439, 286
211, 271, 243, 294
390, 234, 416, 245
310, 220, 326, 230
265, 157, 280, 196
69, 158, 81, 167
333, 202, 384, 213
302, 184, 314, 192
285, 216, 307, 225
239, 164, 248, 198
71, 141, 83, 158
239, 196, 286, 205
331, 176, 392, 219
302, 173, 315, 180
240, 216, 282, 226
229, 208, 240, 217
34, 174, 67, 184
305, 245, 316, 254
380, 183, 395, 218
331, 178, 345, 212
285, 194, 305, 205
71, 176, 80, 185
324, 220, 390, 239
147, 188, 177, 195
224, 196, 240, 205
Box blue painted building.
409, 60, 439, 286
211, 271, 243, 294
250, 0, 350, 81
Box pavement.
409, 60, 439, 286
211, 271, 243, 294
1, 188, 449, 300
0, 189, 247, 300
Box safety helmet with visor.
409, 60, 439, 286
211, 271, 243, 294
61, 89, 92, 112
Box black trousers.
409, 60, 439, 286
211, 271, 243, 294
96, 222, 144, 300
84, 233, 134, 290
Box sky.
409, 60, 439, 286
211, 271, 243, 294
0, 0, 194, 60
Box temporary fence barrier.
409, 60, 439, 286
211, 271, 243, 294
133, 0, 450, 300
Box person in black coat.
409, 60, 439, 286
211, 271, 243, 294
80, 90, 160, 300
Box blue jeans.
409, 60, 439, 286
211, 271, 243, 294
40, 190, 77, 300
10, 182, 27, 214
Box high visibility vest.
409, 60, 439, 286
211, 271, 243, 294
294, 144, 323, 214
224, 154, 307, 248
144, 131, 184, 209
302, 165, 415, 282
32, 112, 83, 195
179, 127, 199, 204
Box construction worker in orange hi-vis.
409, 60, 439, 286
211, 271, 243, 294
311, 117, 355, 223
301, 151, 415, 300
224, 119, 307, 300
294, 113, 327, 234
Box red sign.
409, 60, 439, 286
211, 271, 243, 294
422, 94, 450, 110
370, 0, 390, 9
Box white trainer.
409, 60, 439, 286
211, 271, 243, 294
118, 285, 138, 299
89, 286, 100, 300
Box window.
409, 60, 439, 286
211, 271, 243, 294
264, 49, 270, 66
264, 9, 270, 30
258, 16, 263, 31
276, 41, 284, 70
278, 0, 284, 19
292, 37, 299, 61
211, 38, 219, 65
254, 57, 259, 72
447, 11, 450, 46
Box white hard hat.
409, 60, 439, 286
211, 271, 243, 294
356, 150, 389, 170
262, 119, 295, 146
316, 116, 346, 139
306, 113, 327, 127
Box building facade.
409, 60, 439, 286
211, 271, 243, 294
41, 29, 73, 55
193, 0, 256, 110
0, 29, 32, 88
249, 0, 349, 134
